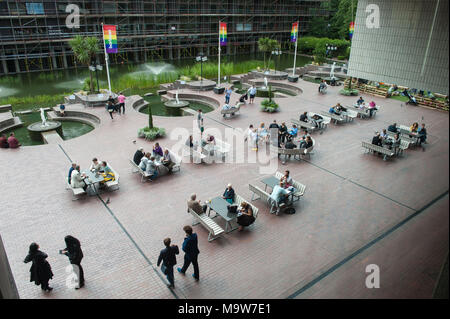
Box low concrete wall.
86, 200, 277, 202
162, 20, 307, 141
0, 235, 19, 299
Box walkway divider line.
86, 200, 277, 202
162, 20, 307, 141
58, 144, 182, 299
286, 190, 448, 299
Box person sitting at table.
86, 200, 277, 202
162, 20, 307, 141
356, 96, 365, 105
205, 134, 215, 145
311, 114, 323, 128
372, 132, 382, 146
287, 124, 298, 141
298, 134, 308, 148
133, 147, 145, 165
391, 133, 401, 149
0, 134, 9, 148
89, 158, 102, 172
162, 149, 175, 172
100, 161, 115, 183
187, 194, 207, 215
410, 122, 419, 133
269, 180, 290, 209
418, 123, 427, 145
70, 165, 87, 191
68, 163, 77, 184
299, 112, 308, 122
7, 132, 20, 149
335, 103, 347, 113
380, 129, 388, 140
258, 123, 269, 142
368, 101, 376, 117
139, 152, 150, 171
145, 156, 158, 180
329, 106, 336, 114
387, 123, 398, 133
222, 183, 235, 204
304, 136, 313, 148
152, 143, 163, 159
280, 170, 293, 188
221, 103, 231, 117
237, 202, 255, 231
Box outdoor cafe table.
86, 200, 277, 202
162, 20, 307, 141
206, 196, 238, 233
261, 176, 295, 201
82, 170, 104, 195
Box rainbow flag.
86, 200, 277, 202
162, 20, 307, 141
349, 21, 355, 39
291, 22, 299, 42
103, 25, 118, 53
219, 22, 227, 46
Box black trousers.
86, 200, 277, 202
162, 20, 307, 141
181, 254, 199, 279
40, 280, 50, 290
119, 103, 125, 114
72, 262, 85, 286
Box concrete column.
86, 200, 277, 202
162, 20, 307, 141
62, 52, 68, 69
14, 58, 20, 73
177, 48, 181, 60
206, 46, 210, 56
1, 51, 8, 74
0, 235, 19, 299
51, 49, 58, 69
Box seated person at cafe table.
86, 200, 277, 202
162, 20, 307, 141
417, 123, 427, 145
380, 129, 388, 140
368, 101, 376, 117
287, 124, 298, 141
387, 123, 398, 133
68, 163, 77, 184
71, 165, 87, 191
410, 122, 419, 133
90, 157, 102, 172
391, 133, 401, 149
299, 112, 308, 122
237, 202, 255, 231
356, 96, 365, 105
187, 193, 208, 214
133, 147, 145, 165
310, 114, 323, 128
152, 143, 163, 159
162, 149, 175, 172
100, 161, 115, 183
372, 132, 382, 147
300, 136, 313, 149
205, 134, 216, 145
280, 170, 293, 188
270, 180, 291, 208
145, 156, 159, 180
222, 184, 235, 204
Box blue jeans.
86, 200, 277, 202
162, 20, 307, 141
181, 255, 199, 279
225, 96, 230, 104
165, 266, 174, 286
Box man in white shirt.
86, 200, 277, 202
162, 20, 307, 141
247, 85, 257, 104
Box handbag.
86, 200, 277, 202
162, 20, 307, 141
161, 264, 167, 275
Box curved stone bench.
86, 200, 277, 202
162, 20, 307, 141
0, 117, 23, 133
48, 110, 100, 127
244, 80, 303, 95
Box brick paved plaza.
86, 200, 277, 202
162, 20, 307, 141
0, 78, 448, 299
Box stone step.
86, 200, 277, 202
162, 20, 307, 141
41, 130, 64, 144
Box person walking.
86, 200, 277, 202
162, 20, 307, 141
107, 101, 115, 119
61, 235, 84, 289
247, 85, 257, 104
117, 92, 126, 114
23, 242, 54, 292
225, 87, 232, 104
177, 225, 200, 281
197, 109, 203, 130
157, 237, 179, 289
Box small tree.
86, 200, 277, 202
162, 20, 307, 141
258, 38, 280, 71
148, 103, 153, 129
69, 35, 99, 93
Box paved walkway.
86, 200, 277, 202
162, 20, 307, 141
0, 78, 448, 298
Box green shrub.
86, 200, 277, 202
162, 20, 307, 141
337, 55, 346, 61
138, 126, 166, 140
339, 88, 359, 96
260, 99, 279, 113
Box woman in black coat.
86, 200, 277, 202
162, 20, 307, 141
23, 243, 53, 292
61, 235, 84, 289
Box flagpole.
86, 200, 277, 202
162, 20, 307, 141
218, 22, 221, 88
101, 23, 112, 94
292, 25, 298, 77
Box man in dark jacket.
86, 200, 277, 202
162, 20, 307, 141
61, 235, 84, 289
177, 226, 200, 281
157, 238, 179, 288
133, 147, 145, 165
372, 132, 382, 146
387, 123, 398, 133
299, 112, 308, 122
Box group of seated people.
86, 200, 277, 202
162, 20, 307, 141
372, 130, 400, 150
299, 112, 324, 128
187, 184, 255, 231
269, 170, 296, 210
387, 122, 427, 145
221, 101, 241, 117
133, 143, 176, 178
68, 158, 115, 191
356, 97, 377, 116
329, 103, 347, 115
0, 132, 21, 149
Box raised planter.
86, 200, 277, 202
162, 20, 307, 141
213, 87, 225, 94
288, 75, 299, 82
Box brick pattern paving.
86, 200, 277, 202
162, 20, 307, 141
0, 79, 448, 298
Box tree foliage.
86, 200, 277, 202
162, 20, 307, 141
258, 38, 281, 70
69, 35, 99, 93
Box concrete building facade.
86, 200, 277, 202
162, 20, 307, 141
348, 0, 449, 95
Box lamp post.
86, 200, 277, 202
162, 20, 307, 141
196, 52, 208, 89
89, 62, 103, 93
271, 49, 282, 74
326, 44, 337, 58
